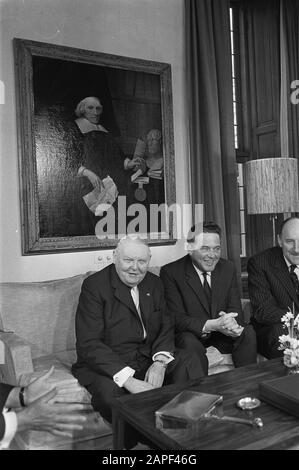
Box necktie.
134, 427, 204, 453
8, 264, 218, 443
131, 286, 147, 339
202, 272, 212, 311
290, 265, 299, 295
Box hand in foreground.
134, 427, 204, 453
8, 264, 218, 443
123, 376, 155, 394
16, 388, 88, 438
144, 362, 166, 388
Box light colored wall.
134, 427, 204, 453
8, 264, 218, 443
0, 0, 190, 281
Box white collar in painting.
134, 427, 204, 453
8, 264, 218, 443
75, 117, 108, 134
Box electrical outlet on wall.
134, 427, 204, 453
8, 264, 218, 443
94, 253, 113, 271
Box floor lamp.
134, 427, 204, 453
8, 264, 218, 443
245, 158, 299, 246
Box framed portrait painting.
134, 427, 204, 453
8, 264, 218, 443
13, 38, 176, 254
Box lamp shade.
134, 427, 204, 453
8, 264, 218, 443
245, 158, 299, 214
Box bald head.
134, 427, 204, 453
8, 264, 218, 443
114, 236, 151, 287
278, 217, 299, 265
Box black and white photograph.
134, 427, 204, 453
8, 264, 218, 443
0, 0, 298, 457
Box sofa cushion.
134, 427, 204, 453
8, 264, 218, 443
55, 349, 78, 367
0, 273, 91, 356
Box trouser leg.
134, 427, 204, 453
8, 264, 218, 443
231, 324, 257, 367
175, 331, 208, 376
255, 323, 285, 359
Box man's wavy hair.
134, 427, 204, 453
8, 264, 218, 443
187, 221, 222, 244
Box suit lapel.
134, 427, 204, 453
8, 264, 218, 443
271, 250, 299, 307
211, 263, 222, 318
110, 266, 139, 317
185, 256, 210, 315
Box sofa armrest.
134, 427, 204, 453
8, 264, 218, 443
0, 332, 34, 385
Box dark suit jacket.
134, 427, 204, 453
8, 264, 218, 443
0, 383, 13, 440
247, 247, 299, 326
160, 255, 243, 337
72, 264, 174, 385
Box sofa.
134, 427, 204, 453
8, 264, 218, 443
0, 266, 253, 450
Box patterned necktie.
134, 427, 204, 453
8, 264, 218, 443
202, 272, 212, 311
290, 265, 299, 295
131, 286, 147, 339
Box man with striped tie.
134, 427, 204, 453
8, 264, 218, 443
160, 222, 257, 376
248, 216, 299, 359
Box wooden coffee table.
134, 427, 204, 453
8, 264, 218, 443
112, 358, 299, 450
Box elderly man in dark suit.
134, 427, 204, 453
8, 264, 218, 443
0, 368, 87, 449
248, 216, 299, 359
72, 235, 201, 447
160, 221, 257, 376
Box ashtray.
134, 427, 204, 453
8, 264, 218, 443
236, 397, 261, 410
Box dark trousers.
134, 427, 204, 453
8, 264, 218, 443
175, 324, 257, 376
254, 322, 285, 359
79, 349, 203, 449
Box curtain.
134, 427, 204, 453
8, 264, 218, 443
185, 0, 241, 280
280, 0, 299, 160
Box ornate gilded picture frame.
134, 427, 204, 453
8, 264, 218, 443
14, 38, 176, 254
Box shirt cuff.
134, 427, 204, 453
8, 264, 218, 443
202, 322, 211, 337
152, 351, 174, 365
0, 410, 17, 450
113, 366, 135, 388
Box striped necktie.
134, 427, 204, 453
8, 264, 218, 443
131, 286, 147, 338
